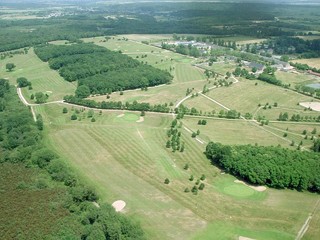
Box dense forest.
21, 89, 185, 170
269, 37, 320, 58
205, 142, 320, 192
35, 43, 173, 95
1, 2, 319, 53
0, 79, 145, 239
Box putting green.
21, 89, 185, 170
213, 175, 266, 200
223, 184, 255, 198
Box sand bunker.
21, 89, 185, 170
117, 113, 125, 118
234, 180, 266, 192
92, 202, 100, 208
239, 236, 256, 240
299, 102, 320, 112
136, 116, 144, 123
112, 200, 126, 212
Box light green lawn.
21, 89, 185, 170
0, 48, 76, 101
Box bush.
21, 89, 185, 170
183, 163, 189, 170
184, 187, 190, 193
191, 186, 198, 195
164, 178, 170, 184
199, 183, 205, 190
189, 175, 194, 181
200, 174, 206, 181
71, 114, 77, 120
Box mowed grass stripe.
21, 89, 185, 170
175, 63, 205, 83
88, 125, 183, 179
86, 124, 227, 221
50, 126, 207, 240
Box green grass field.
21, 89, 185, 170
205, 78, 320, 120
294, 58, 320, 69
0, 48, 76, 102
33, 103, 320, 240
181, 116, 291, 147
183, 95, 225, 114
275, 71, 319, 87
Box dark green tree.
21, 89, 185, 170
6, 63, 16, 72
75, 85, 91, 98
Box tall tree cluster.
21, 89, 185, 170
205, 142, 320, 192
35, 43, 173, 96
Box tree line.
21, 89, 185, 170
0, 79, 145, 239
64, 95, 171, 113
35, 43, 173, 95
205, 142, 320, 192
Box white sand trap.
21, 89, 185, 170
234, 180, 267, 192
92, 201, 100, 208
46, 91, 53, 94
112, 200, 126, 212
117, 113, 125, 118
136, 116, 144, 123
239, 236, 256, 240
300, 102, 320, 112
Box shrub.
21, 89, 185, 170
164, 178, 170, 184
71, 114, 77, 120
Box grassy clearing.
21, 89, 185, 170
181, 116, 290, 147
121, 34, 173, 42
175, 63, 205, 83
275, 71, 319, 87
293, 58, 320, 69
88, 79, 209, 105
0, 48, 76, 101
205, 78, 319, 119
34, 103, 320, 240
208, 62, 237, 75
183, 95, 225, 114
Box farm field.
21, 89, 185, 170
33, 102, 320, 240
0, 48, 76, 102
